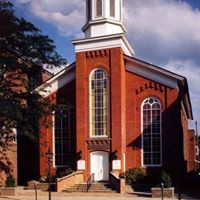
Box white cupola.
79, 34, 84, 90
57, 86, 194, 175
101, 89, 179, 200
82, 0, 126, 38
73, 0, 134, 56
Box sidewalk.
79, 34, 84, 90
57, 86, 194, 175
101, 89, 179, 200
0, 189, 177, 200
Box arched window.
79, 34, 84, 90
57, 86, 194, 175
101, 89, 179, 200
96, 0, 102, 17
141, 97, 162, 166
90, 68, 108, 137
110, 0, 115, 17
54, 105, 72, 167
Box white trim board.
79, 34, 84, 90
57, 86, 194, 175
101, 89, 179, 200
73, 34, 134, 56
125, 59, 183, 89
36, 63, 75, 97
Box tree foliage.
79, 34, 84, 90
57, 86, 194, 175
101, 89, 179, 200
0, 0, 66, 172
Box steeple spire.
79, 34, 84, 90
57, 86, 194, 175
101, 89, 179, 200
83, 0, 126, 38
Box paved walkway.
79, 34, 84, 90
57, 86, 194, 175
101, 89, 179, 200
0, 190, 177, 200
3, 186, 200, 200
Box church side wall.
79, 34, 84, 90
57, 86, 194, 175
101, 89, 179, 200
39, 80, 76, 178
125, 65, 184, 178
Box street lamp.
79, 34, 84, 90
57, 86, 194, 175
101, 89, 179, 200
46, 148, 53, 200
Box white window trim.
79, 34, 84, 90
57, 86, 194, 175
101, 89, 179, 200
89, 68, 108, 138
141, 97, 163, 167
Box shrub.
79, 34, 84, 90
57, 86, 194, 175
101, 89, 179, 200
123, 167, 145, 185
5, 175, 15, 187
159, 171, 172, 188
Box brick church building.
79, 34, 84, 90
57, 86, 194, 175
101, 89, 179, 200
12, 0, 196, 186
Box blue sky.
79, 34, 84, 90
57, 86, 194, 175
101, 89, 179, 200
13, 0, 200, 131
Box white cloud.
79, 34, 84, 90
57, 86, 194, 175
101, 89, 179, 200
16, 0, 85, 37
124, 0, 200, 65
15, 0, 200, 126
16, 0, 31, 3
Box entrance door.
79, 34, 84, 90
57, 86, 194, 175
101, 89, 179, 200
90, 151, 109, 181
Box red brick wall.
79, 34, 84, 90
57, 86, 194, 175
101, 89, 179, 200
76, 49, 110, 181
181, 105, 196, 172
185, 130, 196, 172
125, 59, 184, 176
76, 48, 128, 180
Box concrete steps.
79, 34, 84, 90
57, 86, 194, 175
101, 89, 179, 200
63, 182, 117, 193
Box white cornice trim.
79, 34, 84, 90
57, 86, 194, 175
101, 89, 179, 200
36, 63, 76, 97
125, 56, 184, 81
72, 34, 134, 56
82, 18, 127, 33
125, 58, 183, 89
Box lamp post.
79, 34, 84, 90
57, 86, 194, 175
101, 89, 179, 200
46, 148, 53, 200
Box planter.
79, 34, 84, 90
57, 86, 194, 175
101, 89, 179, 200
126, 185, 134, 193
151, 187, 174, 198
27, 181, 56, 191
1, 187, 16, 196
37, 183, 49, 191
28, 180, 38, 190
27, 181, 48, 191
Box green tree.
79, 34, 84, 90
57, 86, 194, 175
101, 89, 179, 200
0, 0, 66, 176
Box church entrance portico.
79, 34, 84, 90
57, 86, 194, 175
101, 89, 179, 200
90, 151, 109, 181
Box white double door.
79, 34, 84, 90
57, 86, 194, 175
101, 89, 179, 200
90, 151, 109, 181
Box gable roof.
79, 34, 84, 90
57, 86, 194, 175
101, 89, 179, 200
36, 55, 193, 120
36, 62, 75, 97
124, 55, 193, 120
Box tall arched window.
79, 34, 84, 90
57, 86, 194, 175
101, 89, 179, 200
54, 105, 72, 167
141, 97, 162, 166
110, 0, 115, 17
90, 68, 108, 137
96, 0, 102, 17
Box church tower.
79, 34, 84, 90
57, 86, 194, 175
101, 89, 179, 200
73, 0, 134, 181
73, 0, 134, 55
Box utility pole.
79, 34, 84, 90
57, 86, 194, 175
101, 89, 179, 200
195, 121, 199, 170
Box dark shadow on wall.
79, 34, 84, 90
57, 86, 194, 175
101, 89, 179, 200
17, 67, 76, 185
127, 97, 189, 183
17, 130, 40, 185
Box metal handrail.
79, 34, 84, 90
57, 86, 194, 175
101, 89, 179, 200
86, 173, 95, 191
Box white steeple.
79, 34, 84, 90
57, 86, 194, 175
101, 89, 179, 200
82, 0, 126, 38
72, 0, 134, 56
